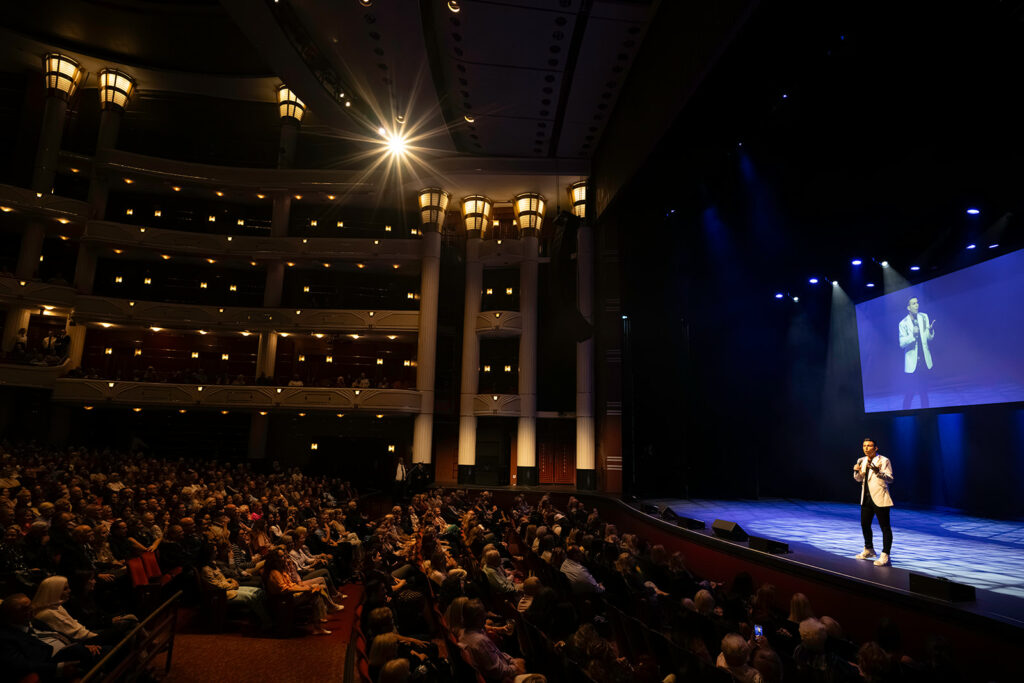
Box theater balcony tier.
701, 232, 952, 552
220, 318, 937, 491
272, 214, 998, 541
0, 361, 73, 390
476, 311, 521, 337
71, 297, 420, 333
82, 222, 423, 261
0, 184, 89, 223
473, 393, 521, 416
88, 149, 378, 195
0, 278, 78, 309
53, 380, 422, 413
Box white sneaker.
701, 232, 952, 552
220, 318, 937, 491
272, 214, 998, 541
873, 553, 891, 567
855, 549, 877, 560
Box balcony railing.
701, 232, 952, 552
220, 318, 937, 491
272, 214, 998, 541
0, 360, 73, 390
53, 379, 422, 413
476, 311, 522, 337
473, 393, 521, 416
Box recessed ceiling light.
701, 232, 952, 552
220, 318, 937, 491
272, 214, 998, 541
448, 0, 461, 13
464, 114, 475, 123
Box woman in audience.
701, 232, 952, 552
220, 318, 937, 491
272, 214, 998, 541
262, 547, 331, 635
32, 575, 130, 645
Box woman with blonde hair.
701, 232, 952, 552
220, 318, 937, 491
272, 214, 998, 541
444, 595, 470, 638
788, 592, 815, 624
32, 575, 127, 645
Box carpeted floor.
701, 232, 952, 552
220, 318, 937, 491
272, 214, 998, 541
163, 585, 362, 682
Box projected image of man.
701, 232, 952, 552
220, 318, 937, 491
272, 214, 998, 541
898, 296, 935, 409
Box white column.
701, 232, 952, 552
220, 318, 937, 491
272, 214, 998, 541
517, 231, 539, 484
256, 332, 278, 382
32, 96, 68, 195
413, 229, 441, 464
457, 231, 482, 479
576, 223, 596, 488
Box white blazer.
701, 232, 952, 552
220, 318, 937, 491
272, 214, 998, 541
853, 454, 894, 507
898, 313, 934, 373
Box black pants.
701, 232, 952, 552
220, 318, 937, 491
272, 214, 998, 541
861, 497, 893, 554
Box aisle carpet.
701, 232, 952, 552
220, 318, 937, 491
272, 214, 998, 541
163, 585, 362, 682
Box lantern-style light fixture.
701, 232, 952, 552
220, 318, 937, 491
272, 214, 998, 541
568, 180, 587, 219
418, 188, 450, 230
513, 192, 546, 232
277, 85, 306, 122
98, 69, 136, 110
461, 195, 493, 232
42, 54, 84, 100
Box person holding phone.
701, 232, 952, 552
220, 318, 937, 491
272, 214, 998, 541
853, 438, 894, 566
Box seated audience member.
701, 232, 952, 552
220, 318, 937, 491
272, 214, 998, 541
792, 618, 858, 683
0, 592, 102, 681
261, 548, 332, 635
517, 576, 543, 612
458, 599, 526, 683
481, 549, 519, 596
717, 633, 763, 683
560, 546, 605, 595
378, 658, 411, 683
31, 576, 131, 646
63, 572, 137, 634
199, 545, 271, 630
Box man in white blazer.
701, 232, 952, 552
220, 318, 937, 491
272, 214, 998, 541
853, 437, 894, 566
899, 296, 936, 409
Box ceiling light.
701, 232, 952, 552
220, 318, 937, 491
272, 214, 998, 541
461, 195, 493, 232
464, 114, 475, 123
966, 244, 976, 250
70, 167, 79, 173
448, 1, 461, 12
851, 259, 862, 266
327, 194, 336, 200
0, 206, 12, 212
198, 329, 208, 335
866, 283, 875, 288
161, 254, 171, 260
123, 178, 133, 184
215, 191, 224, 197
172, 186, 181, 192
966, 208, 980, 215
387, 335, 397, 340
808, 278, 819, 284
385, 132, 407, 155
910, 266, 921, 271
880, 261, 889, 267
257, 193, 265, 199
150, 326, 162, 332
775, 293, 783, 299
56, 218, 69, 224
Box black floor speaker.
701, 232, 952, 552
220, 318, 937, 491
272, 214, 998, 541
908, 573, 976, 602
748, 535, 789, 554
662, 507, 706, 529
711, 519, 748, 541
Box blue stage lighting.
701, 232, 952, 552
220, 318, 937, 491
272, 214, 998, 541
831, 280, 838, 286
774, 293, 783, 299
866, 283, 875, 288
792, 296, 799, 302
851, 259, 862, 266
808, 277, 819, 284
989, 243, 999, 249
966, 208, 980, 215
910, 266, 920, 271
880, 261, 889, 268
621, 315, 628, 320
966, 244, 976, 250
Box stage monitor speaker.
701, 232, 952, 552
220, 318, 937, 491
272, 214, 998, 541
662, 507, 706, 529
749, 535, 789, 554
909, 573, 976, 602
711, 519, 748, 542
640, 503, 660, 515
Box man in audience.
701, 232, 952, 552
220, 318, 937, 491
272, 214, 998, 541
560, 546, 605, 595
717, 633, 763, 683
0, 593, 101, 680
458, 599, 526, 683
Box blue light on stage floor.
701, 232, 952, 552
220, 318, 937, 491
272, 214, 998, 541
910, 266, 920, 271
967, 244, 977, 250
851, 259, 862, 266
966, 208, 980, 215
809, 277, 819, 284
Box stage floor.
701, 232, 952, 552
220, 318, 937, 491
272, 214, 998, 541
647, 498, 1024, 612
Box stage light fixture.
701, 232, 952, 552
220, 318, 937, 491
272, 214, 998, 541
880, 261, 889, 268
966, 208, 980, 215
866, 283, 876, 288
832, 280, 838, 286
808, 278, 819, 284
774, 293, 783, 299
910, 266, 921, 271
851, 259, 862, 266
792, 296, 799, 302
989, 243, 999, 249
966, 244, 976, 250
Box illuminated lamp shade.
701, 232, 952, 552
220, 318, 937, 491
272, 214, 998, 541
42, 54, 84, 100
568, 180, 587, 218
461, 195, 493, 232
513, 192, 546, 232
98, 69, 136, 110
418, 188, 450, 230
277, 85, 306, 122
